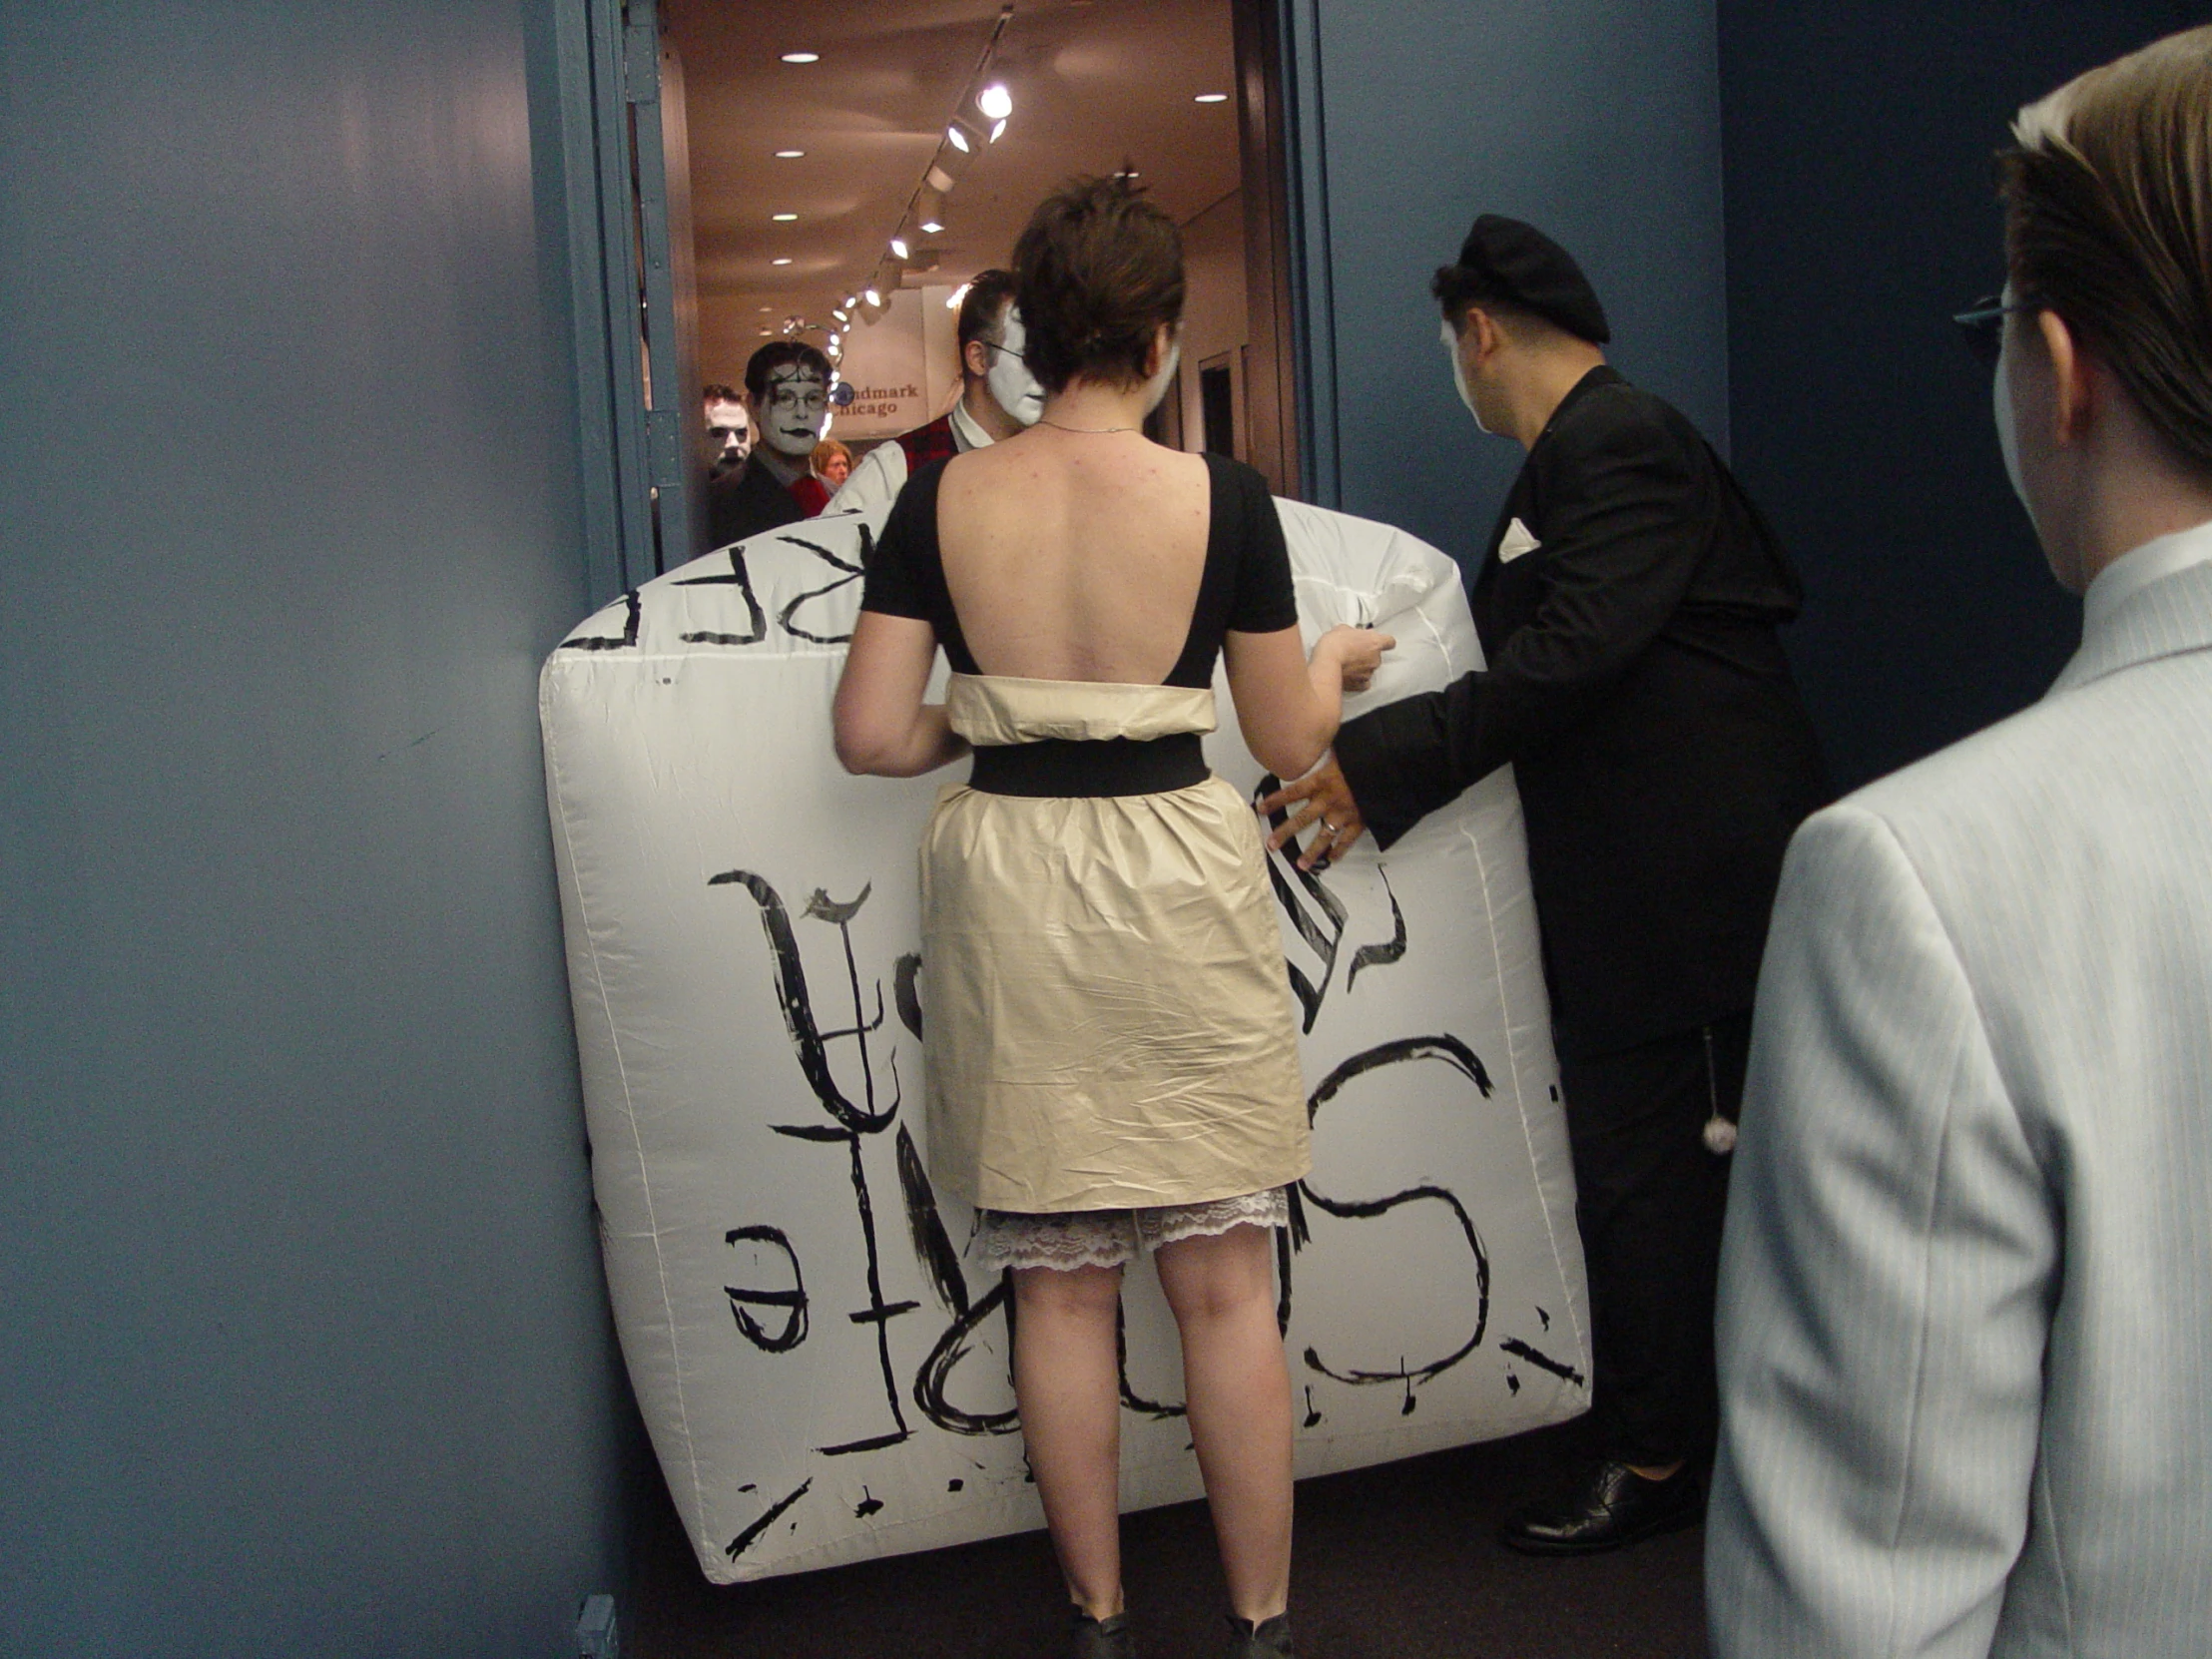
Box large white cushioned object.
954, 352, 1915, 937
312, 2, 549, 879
540, 499, 1588, 1582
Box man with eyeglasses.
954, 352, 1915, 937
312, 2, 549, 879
829, 268, 1043, 517
707, 340, 835, 549
1708, 27, 2212, 1656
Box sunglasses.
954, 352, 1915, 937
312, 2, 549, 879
1953, 292, 2039, 367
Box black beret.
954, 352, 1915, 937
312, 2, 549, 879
1446, 215, 1610, 344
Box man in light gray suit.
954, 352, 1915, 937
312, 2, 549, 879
1708, 25, 2212, 1656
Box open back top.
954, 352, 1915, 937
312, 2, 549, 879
858, 450, 1300, 689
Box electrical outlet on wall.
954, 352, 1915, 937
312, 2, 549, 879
576, 1593, 619, 1659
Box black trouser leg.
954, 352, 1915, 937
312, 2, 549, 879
1556, 1011, 1748, 1468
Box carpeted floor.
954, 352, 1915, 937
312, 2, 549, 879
630, 1416, 1709, 1658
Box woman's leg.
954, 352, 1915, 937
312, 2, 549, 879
1154, 1224, 1294, 1624
1012, 1261, 1127, 1620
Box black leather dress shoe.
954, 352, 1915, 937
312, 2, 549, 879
1498, 1458, 1704, 1555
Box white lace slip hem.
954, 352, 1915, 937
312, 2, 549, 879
972, 1186, 1292, 1273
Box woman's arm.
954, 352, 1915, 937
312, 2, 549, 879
1222, 624, 1391, 783
832, 610, 968, 777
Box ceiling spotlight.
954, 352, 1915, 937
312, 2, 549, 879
759, 304, 773, 312
831, 307, 848, 323
772, 258, 793, 267
977, 83, 1014, 121
889, 237, 909, 260
1194, 92, 1229, 104
844, 294, 858, 308
863, 287, 881, 307
990, 119, 1008, 143
772, 212, 798, 222
919, 220, 944, 235
945, 124, 971, 154
780, 52, 820, 64
774, 149, 805, 159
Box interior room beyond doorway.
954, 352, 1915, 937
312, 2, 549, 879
669, 0, 1282, 490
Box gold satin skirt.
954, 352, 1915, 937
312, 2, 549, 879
920, 674, 1312, 1214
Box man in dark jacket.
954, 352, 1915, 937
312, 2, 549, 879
707, 340, 833, 548
1265, 216, 1826, 1553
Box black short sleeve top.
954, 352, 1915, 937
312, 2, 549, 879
858, 451, 1299, 688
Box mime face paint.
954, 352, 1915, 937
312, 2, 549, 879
760, 367, 830, 458
984, 307, 1045, 427
1441, 316, 1490, 433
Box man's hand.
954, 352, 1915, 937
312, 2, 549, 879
1257, 755, 1366, 870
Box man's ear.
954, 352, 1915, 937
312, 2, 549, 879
963, 338, 990, 379
2039, 307, 2096, 447
1465, 306, 1503, 365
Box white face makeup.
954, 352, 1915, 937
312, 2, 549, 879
1142, 335, 1183, 416
759, 367, 829, 458
983, 306, 1045, 427
1441, 315, 1489, 432
705, 398, 748, 457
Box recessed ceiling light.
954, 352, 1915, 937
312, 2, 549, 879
772, 212, 798, 222
919, 220, 944, 235
945, 125, 971, 154
781, 52, 820, 64
1194, 92, 1229, 104
864, 287, 882, 307
774, 149, 805, 159
772, 258, 793, 267
759, 304, 772, 312
889, 237, 910, 260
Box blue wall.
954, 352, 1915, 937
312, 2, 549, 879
1285, 0, 1730, 573
1718, 0, 2203, 792
0, 3, 631, 1654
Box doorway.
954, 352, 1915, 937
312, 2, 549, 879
562, 0, 1305, 604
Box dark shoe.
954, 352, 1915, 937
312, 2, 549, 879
1226, 1611, 1295, 1657
1071, 1608, 1135, 1659
1498, 1458, 1703, 1555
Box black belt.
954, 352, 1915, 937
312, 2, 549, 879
967, 733, 1209, 798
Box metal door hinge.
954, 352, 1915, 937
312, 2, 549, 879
623, 22, 659, 104
645, 409, 682, 488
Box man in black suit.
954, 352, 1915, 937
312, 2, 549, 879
1265, 216, 1826, 1553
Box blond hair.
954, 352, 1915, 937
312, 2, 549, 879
2003, 25, 2212, 474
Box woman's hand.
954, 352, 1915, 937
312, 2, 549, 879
1314, 626, 1395, 693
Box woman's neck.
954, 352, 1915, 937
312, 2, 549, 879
1036, 375, 1151, 435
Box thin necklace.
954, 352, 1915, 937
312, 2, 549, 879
1037, 416, 1136, 434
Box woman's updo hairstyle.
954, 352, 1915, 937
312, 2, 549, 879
2002, 24, 2212, 477
1012, 174, 1185, 394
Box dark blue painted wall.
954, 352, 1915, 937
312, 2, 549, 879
1286, 0, 1730, 574
0, 3, 630, 1654
1717, 0, 2202, 793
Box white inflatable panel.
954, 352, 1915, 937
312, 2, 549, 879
540, 499, 1588, 1583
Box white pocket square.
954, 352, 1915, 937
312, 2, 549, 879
1498, 517, 1541, 563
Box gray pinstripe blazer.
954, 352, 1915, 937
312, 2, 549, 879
1707, 556, 2212, 1656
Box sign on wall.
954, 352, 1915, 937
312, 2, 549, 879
828, 286, 963, 441
539, 498, 1589, 1582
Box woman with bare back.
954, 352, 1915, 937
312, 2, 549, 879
834, 176, 1389, 1659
